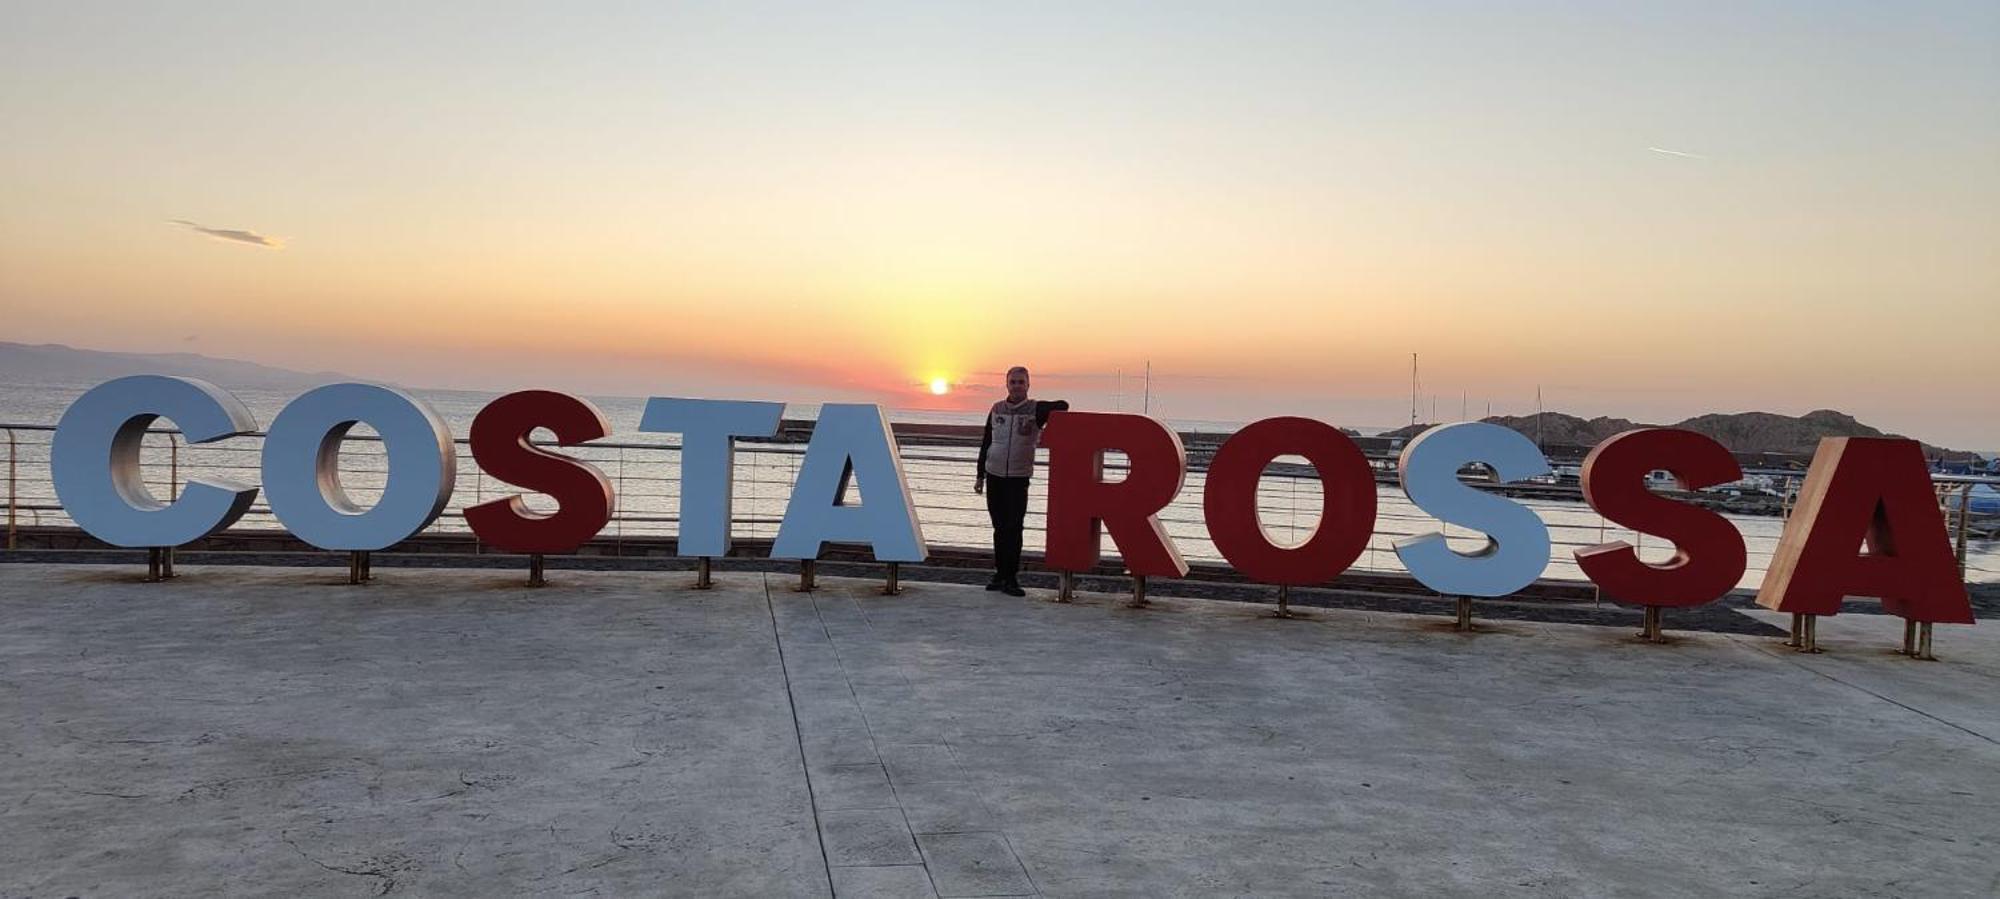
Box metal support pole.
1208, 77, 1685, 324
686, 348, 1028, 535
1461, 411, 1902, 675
1916, 622, 1936, 661
1954, 485, 1972, 579
472, 467, 484, 554
146, 547, 164, 582
349, 550, 372, 585
1057, 570, 1074, 603
1274, 584, 1297, 619
1127, 575, 1148, 609
1784, 613, 1804, 648
695, 557, 713, 590
528, 553, 545, 587
797, 559, 816, 592
1798, 613, 1821, 653
1900, 619, 1918, 656
882, 561, 901, 596
1454, 596, 1473, 631
6, 428, 17, 550
1640, 606, 1664, 643
161, 546, 175, 580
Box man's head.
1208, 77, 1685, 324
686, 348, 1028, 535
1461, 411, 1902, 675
1005, 366, 1030, 403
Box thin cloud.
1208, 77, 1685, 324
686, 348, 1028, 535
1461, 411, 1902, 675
170, 219, 284, 249
1646, 146, 1708, 160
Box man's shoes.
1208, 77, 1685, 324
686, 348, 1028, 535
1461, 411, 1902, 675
1000, 581, 1026, 598
985, 576, 1005, 591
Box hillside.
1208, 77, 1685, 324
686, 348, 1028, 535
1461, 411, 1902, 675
1383, 410, 1977, 460
0, 342, 350, 388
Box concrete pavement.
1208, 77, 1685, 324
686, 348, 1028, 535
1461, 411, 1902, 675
2, 563, 1996, 896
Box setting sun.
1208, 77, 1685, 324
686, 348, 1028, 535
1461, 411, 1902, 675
929, 377, 950, 396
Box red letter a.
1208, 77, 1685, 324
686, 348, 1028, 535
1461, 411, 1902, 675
1755, 438, 1971, 623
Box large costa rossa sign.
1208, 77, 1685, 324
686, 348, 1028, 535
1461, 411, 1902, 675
50, 376, 1973, 633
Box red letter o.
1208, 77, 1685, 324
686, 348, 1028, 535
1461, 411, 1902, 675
1202, 417, 1375, 585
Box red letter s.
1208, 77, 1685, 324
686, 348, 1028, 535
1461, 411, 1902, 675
466, 390, 615, 555
1576, 428, 1747, 607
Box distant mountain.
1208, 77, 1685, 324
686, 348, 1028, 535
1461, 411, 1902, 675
0, 342, 352, 388
1383, 409, 1977, 461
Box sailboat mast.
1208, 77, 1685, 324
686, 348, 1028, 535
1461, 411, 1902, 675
1535, 385, 1545, 449
1410, 353, 1418, 427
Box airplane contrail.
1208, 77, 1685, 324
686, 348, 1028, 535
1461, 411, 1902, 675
1647, 147, 1709, 160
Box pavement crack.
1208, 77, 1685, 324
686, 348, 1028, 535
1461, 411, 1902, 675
766, 573, 837, 897
279, 830, 397, 896
176, 767, 346, 802
69, 788, 149, 800
1736, 635, 2000, 747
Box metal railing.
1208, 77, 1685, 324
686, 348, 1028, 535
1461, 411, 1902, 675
3, 421, 1995, 586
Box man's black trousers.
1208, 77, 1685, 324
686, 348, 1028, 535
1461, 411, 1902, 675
985, 475, 1031, 582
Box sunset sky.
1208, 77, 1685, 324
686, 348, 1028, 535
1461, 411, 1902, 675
3, 3, 1995, 446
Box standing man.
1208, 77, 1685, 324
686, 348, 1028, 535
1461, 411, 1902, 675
976, 366, 1068, 597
